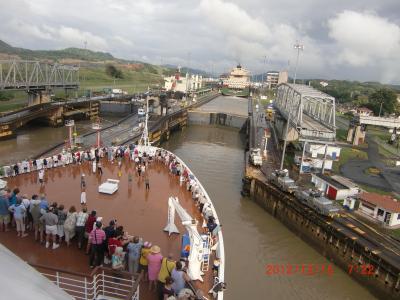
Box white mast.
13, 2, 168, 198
140, 86, 150, 147
164, 196, 204, 281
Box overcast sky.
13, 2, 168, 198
1, 0, 399, 83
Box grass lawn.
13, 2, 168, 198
390, 229, 400, 239
368, 125, 391, 136
364, 167, 381, 175
336, 128, 348, 142
332, 147, 368, 173
0, 102, 26, 113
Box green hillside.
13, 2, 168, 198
0, 40, 113, 61
0, 40, 174, 111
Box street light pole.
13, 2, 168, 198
262, 55, 267, 87
185, 52, 191, 101
280, 112, 291, 170
293, 42, 304, 84
379, 101, 383, 117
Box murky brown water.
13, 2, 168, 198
164, 125, 376, 300
0, 116, 376, 299
0, 116, 121, 166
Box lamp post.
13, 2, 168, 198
262, 56, 267, 88
280, 111, 291, 170
185, 52, 191, 102
293, 42, 304, 84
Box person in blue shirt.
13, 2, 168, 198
39, 194, 49, 213
126, 236, 143, 274
9, 188, 20, 206
9, 198, 27, 237
0, 190, 10, 232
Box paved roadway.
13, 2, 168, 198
336, 115, 400, 193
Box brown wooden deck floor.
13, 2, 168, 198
0, 158, 212, 299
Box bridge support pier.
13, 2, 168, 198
346, 127, 354, 143
28, 90, 51, 106
347, 125, 366, 146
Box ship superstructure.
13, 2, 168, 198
221, 64, 250, 97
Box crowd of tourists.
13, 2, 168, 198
1, 145, 220, 233
0, 144, 221, 300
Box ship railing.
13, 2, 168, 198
161, 147, 226, 300
31, 263, 140, 300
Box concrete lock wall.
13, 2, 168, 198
246, 177, 400, 300
100, 102, 135, 115
188, 111, 247, 129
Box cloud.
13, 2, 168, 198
57, 27, 108, 50
200, 0, 270, 42
328, 10, 400, 66
3, 18, 108, 51
0, 0, 399, 83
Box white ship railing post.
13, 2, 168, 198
102, 270, 105, 296
84, 277, 88, 300
55, 271, 60, 287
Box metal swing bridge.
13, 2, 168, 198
0, 60, 79, 91
275, 83, 336, 143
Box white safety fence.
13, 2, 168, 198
33, 265, 140, 300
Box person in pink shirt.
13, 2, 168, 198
89, 221, 106, 268
147, 245, 163, 291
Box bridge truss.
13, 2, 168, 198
275, 83, 336, 142
0, 60, 79, 91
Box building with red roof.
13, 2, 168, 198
357, 192, 400, 227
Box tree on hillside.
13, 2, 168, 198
366, 88, 397, 116
105, 64, 124, 79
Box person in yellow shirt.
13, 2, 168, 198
139, 241, 152, 280
157, 254, 176, 299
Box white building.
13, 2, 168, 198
306, 144, 341, 160
164, 69, 202, 93
296, 143, 341, 173
357, 193, 400, 227
266, 71, 288, 89
311, 173, 359, 200
354, 107, 373, 116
